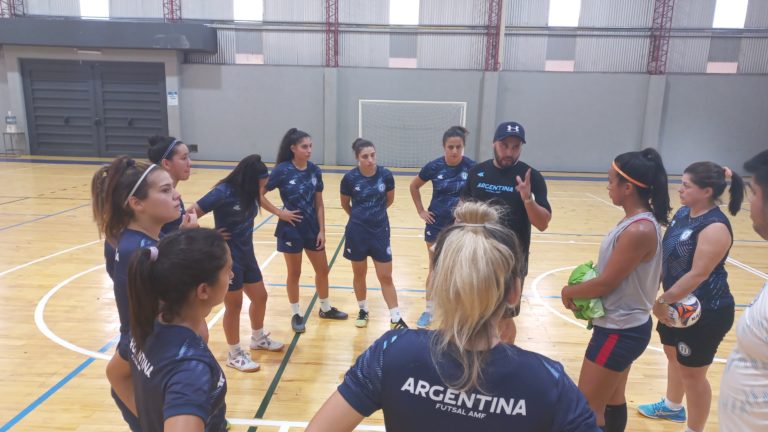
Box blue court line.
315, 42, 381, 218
0, 212, 277, 429
0, 337, 118, 432
0, 203, 91, 233
252, 214, 275, 232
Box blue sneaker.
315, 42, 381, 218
416, 311, 432, 329
637, 398, 686, 422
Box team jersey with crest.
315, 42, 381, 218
418, 156, 475, 232
662, 206, 734, 311
461, 159, 551, 255
197, 182, 266, 261
340, 166, 396, 232
266, 161, 324, 239
131, 322, 227, 432
338, 329, 599, 432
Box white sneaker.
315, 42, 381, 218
226, 350, 260, 372
250, 333, 285, 352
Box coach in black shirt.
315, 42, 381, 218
461, 121, 552, 320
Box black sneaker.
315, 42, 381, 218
354, 309, 369, 328
318, 306, 348, 320
291, 313, 306, 333
390, 318, 408, 330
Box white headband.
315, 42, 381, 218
124, 164, 157, 206
160, 139, 180, 160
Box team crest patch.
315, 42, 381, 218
311, 176, 318, 186
386, 246, 392, 255
677, 342, 691, 357
461, 172, 468, 180
378, 183, 385, 192
680, 229, 693, 241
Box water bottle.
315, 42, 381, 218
4, 111, 17, 133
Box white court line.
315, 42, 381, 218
585, 192, 616, 209
529, 266, 727, 364
727, 257, 768, 280
227, 418, 385, 431
207, 250, 280, 330
35, 249, 280, 360
34, 265, 112, 361
0, 239, 101, 277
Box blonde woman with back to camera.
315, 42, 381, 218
307, 201, 599, 431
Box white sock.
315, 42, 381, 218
319, 297, 331, 313
290, 302, 301, 315
252, 328, 264, 340
664, 397, 683, 411
228, 344, 242, 356
358, 300, 368, 312
389, 307, 402, 323
425, 301, 433, 314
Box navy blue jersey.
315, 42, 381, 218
662, 206, 735, 310
114, 229, 158, 337
131, 322, 227, 432
338, 330, 598, 432
266, 161, 324, 239
461, 160, 551, 255
197, 182, 265, 263
161, 197, 185, 236
340, 166, 395, 231
419, 156, 475, 228
105, 242, 116, 280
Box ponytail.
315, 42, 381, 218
684, 161, 745, 216
442, 126, 469, 146
727, 172, 745, 216
277, 128, 310, 164
614, 148, 671, 225
128, 248, 160, 351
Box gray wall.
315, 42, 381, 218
496, 72, 650, 172
1, 45, 182, 154
179, 64, 325, 162
660, 74, 768, 174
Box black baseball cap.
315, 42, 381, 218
494, 121, 526, 143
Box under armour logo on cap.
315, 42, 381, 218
494, 121, 526, 143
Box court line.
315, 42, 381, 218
529, 266, 727, 364
34, 265, 112, 360
0, 239, 101, 277
0, 202, 91, 232
0, 197, 28, 206
229, 418, 384, 431
0, 337, 118, 432
248, 236, 346, 432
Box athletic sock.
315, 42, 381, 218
319, 297, 331, 313
358, 300, 368, 312
604, 403, 627, 432
252, 328, 264, 340
389, 307, 402, 323
664, 397, 683, 411
228, 344, 242, 356
425, 300, 433, 314
290, 302, 301, 315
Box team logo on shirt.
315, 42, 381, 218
478, 172, 485, 177
437, 174, 444, 180
311, 176, 318, 186
233, 204, 241, 211
355, 185, 361, 191
289, 179, 296, 185
401, 377, 526, 418
680, 229, 693, 241
461, 171, 468, 180
378, 183, 385, 192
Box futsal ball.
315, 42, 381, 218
667, 294, 702, 328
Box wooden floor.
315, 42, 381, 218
0, 156, 764, 431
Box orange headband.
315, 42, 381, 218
612, 161, 648, 189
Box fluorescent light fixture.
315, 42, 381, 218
234, 0, 263, 21
549, 0, 581, 27
390, 0, 419, 25
75, 49, 102, 55
80, 0, 109, 19
713, 0, 748, 29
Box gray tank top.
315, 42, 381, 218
591, 212, 662, 329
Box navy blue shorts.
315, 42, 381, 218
344, 224, 391, 263
657, 306, 734, 367
424, 222, 449, 243
229, 253, 263, 291
117, 332, 131, 361
585, 317, 652, 372
277, 228, 323, 253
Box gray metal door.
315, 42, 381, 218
22, 60, 168, 157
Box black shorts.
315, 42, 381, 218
657, 306, 734, 367
585, 317, 652, 372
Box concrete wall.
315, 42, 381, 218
1, 45, 181, 154
179, 64, 325, 163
